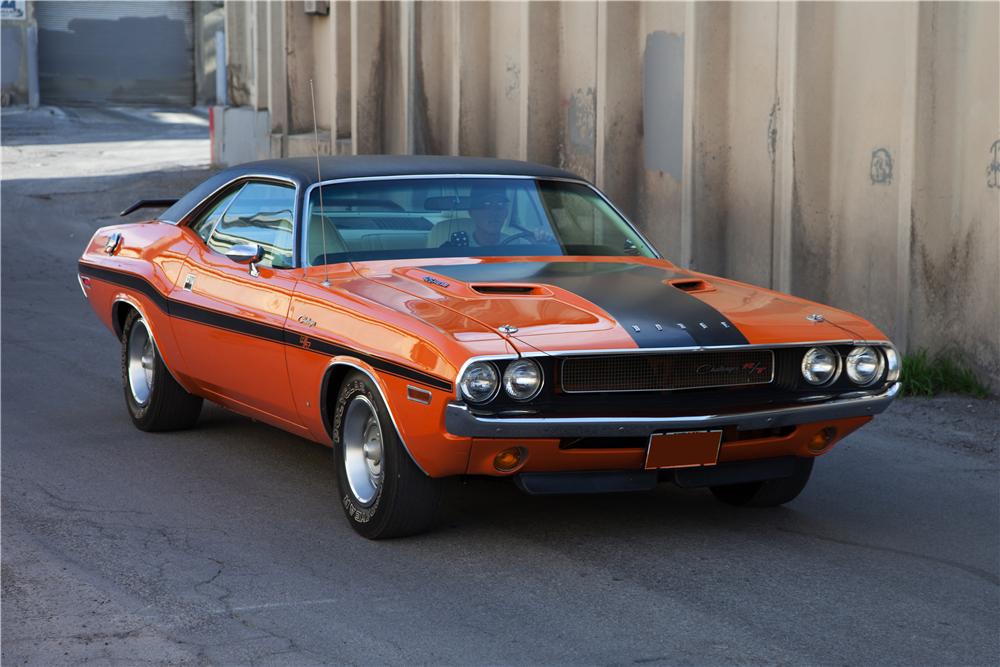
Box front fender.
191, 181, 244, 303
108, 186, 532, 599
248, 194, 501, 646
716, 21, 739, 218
312, 357, 470, 477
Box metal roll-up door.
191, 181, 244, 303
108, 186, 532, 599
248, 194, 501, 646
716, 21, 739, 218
36, 1, 194, 106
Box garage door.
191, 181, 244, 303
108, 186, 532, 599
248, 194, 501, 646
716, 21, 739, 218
36, 0, 194, 106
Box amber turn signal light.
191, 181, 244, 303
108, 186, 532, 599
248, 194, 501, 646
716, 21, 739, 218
809, 427, 838, 452
493, 447, 525, 472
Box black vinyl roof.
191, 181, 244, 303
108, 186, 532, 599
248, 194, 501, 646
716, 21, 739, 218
160, 155, 583, 224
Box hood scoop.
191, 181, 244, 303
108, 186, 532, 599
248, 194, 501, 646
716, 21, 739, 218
470, 284, 544, 296
668, 278, 714, 293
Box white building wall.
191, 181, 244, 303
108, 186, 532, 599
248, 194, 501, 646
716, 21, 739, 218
214, 0, 1000, 389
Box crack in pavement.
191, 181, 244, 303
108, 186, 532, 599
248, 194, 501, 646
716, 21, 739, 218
776, 526, 999, 586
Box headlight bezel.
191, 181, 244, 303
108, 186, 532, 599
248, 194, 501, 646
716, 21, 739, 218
800, 346, 842, 386
884, 345, 900, 382
502, 358, 544, 401
845, 345, 885, 386
458, 361, 500, 404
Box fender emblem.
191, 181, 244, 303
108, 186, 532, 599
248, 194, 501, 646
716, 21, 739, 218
297, 315, 317, 327
498, 324, 518, 334
807, 313, 825, 322
423, 275, 450, 288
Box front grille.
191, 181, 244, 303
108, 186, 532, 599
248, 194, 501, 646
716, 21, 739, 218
559, 350, 775, 393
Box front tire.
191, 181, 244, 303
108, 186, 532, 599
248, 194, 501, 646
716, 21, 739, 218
121, 309, 202, 432
333, 372, 442, 539
709, 457, 814, 507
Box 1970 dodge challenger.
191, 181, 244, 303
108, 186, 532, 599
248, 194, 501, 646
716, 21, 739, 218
78, 156, 899, 538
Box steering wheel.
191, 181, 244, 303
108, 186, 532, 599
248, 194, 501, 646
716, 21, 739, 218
501, 230, 555, 245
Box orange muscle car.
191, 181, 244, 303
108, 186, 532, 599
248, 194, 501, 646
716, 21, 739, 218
79, 156, 899, 538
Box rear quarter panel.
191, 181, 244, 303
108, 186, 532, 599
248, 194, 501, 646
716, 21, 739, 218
79, 221, 195, 384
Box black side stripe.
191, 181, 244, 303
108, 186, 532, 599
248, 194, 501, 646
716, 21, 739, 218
78, 262, 453, 392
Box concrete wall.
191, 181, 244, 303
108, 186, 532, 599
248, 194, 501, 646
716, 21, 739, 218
908, 2, 1000, 389
216, 0, 1000, 389
193, 1, 225, 106
1, 0, 35, 106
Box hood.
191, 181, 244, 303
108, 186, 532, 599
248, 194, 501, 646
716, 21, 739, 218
356, 257, 887, 353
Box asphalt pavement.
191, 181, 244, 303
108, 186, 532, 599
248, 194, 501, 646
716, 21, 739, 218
2, 106, 998, 666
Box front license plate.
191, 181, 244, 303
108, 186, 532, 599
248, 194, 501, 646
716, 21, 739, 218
644, 430, 723, 470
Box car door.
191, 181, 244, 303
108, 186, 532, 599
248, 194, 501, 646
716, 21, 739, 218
169, 179, 304, 429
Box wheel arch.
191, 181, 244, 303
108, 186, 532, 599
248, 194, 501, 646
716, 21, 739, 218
320, 360, 431, 476
112, 295, 197, 396
111, 298, 137, 339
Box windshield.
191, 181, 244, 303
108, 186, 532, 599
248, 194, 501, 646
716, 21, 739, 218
303, 177, 657, 265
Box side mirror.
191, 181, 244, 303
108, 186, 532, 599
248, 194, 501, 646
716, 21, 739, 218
225, 243, 264, 276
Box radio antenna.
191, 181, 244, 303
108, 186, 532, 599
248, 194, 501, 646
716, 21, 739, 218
310, 79, 331, 287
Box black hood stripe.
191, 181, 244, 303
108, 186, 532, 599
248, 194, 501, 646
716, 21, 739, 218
422, 262, 749, 348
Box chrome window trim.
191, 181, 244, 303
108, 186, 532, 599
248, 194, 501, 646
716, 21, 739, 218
300, 174, 662, 267
175, 173, 301, 267
177, 173, 299, 226
198, 182, 247, 245
202, 178, 300, 269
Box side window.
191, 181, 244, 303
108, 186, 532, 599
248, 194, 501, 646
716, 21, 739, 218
207, 182, 296, 269
189, 189, 239, 243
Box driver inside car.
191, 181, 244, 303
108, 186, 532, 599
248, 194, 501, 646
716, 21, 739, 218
427, 184, 546, 248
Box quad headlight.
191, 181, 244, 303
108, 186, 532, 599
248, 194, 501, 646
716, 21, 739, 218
502, 359, 543, 401
801, 347, 840, 385
459, 361, 499, 403
846, 346, 884, 386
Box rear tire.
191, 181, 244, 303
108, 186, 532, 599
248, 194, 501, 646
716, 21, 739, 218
709, 457, 814, 507
333, 372, 442, 539
121, 309, 202, 432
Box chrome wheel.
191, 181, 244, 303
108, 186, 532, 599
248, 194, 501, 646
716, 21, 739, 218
127, 318, 155, 406
342, 395, 384, 505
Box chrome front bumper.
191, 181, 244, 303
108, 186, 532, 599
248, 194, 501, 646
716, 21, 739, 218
445, 382, 900, 438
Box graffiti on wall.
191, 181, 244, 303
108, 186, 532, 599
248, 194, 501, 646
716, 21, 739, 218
767, 99, 780, 163
559, 87, 596, 180
988, 139, 1000, 189
504, 57, 519, 101
870, 148, 893, 185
